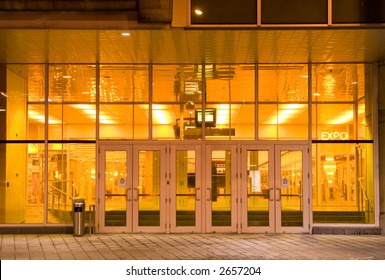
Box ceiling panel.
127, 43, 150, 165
1, 28, 385, 64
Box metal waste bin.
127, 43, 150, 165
73, 198, 85, 236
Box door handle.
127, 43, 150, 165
133, 188, 138, 201
269, 188, 274, 201
207, 187, 211, 201
126, 188, 131, 201
276, 188, 281, 201
196, 188, 201, 202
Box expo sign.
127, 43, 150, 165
321, 131, 349, 140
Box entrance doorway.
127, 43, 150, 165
97, 142, 310, 233
240, 144, 310, 233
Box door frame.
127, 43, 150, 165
97, 142, 167, 233
240, 143, 311, 233
204, 144, 238, 233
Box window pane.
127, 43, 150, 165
259, 64, 308, 102
48, 143, 95, 224
262, 0, 327, 24
313, 104, 354, 140
259, 103, 308, 140
333, 0, 385, 24
49, 65, 96, 140
312, 64, 365, 102
0, 143, 45, 224
312, 143, 375, 224
3, 64, 45, 140
100, 65, 148, 102
153, 65, 202, 140
191, 0, 257, 24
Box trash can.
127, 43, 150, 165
73, 198, 85, 236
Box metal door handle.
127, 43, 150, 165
207, 187, 211, 201
126, 188, 131, 201
276, 188, 281, 201
269, 188, 274, 201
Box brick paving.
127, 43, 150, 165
1, 233, 385, 260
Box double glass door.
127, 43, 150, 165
98, 143, 202, 233
241, 144, 309, 233
98, 143, 309, 233
99, 144, 166, 233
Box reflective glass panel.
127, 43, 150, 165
49, 65, 96, 140
152, 65, 202, 140
104, 150, 127, 227
138, 150, 160, 226
0, 143, 45, 224
48, 143, 96, 224
247, 150, 269, 227
176, 150, 196, 227
312, 143, 375, 224
280, 150, 303, 227
211, 150, 231, 226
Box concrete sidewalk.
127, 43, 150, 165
1, 233, 385, 260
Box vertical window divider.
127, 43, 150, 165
149, 64, 153, 140
308, 63, 312, 142
255, 63, 259, 140
202, 63, 206, 139
44, 63, 49, 225
328, 0, 332, 26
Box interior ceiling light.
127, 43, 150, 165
194, 9, 203, 15
122, 32, 131, 36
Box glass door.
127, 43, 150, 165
98, 144, 166, 233
169, 144, 202, 233
205, 145, 237, 233
241, 144, 309, 233
275, 145, 309, 233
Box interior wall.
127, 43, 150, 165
5, 69, 27, 223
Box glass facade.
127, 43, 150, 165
0, 62, 376, 229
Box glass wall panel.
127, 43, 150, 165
191, 0, 257, 24
153, 65, 202, 140
99, 65, 149, 140
0, 143, 45, 224
259, 64, 308, 102
258, 64, 308, 140
206, 64, 255, 140
3, 64, 46, 140
49, 65, 96, 140
333, 0, 385, 24
312, 143, 375, 224
313, 104, 354, 140
261, 0, 327, 24
312, 64, 371, 140
312, 64, 364, 102
47, 143, 95, 224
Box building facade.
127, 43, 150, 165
0, 0, 384, 234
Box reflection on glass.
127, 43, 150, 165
312, 144, 374, 223
211, 150, 231, 226
47, 143, 95, 224
104, 150, 127, 227
152, 65, 202, 140
280, 150, 303, 227
247, 150, 269, 226
176, 150, 196, 226
138, 150, 160, 226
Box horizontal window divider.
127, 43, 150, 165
312, 140, 373, 144
48, 140, 96, 144
0, 140, 96, 144
0, 140, 45, 144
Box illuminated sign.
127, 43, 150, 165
321, 131, 349, 140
